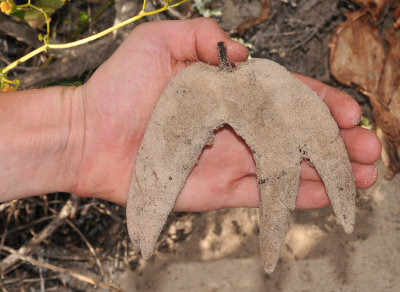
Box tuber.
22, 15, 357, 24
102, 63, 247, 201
127, 42, 356, 273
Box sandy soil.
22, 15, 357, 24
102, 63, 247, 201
112, 159, 400, 292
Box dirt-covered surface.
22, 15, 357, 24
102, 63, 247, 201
1, 0, 399, 291
112, 159, 400, 292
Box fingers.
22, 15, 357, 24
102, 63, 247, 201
340, 127, 382, 163
226, 176, 337, 210
301, 161, 378, 188
174, 175, 333, 211
352, 163, 378, 188
173, 125, 380, 212
176, 162, 378, 211
294, 74, 362, 129
300, 125, 381, 183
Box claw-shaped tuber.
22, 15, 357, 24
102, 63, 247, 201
127, 42, 356, 273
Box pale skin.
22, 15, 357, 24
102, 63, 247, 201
0, 18, 381, 211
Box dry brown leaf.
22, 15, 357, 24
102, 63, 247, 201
394, 1, 400, 28
373, 28, 400, 178
351, 0, 389, 22
329, 11, 385, 94
330, 10, 400, 179
378, 28, 400, 104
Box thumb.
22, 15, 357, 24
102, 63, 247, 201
131, 18, 249, 65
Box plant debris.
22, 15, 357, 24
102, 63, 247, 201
351, 0, 389, 22
330, 6, 400, 179
329, 11, 385, 94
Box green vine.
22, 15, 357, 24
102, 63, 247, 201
0, 0, 188, 91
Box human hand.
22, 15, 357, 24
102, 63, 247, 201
70, 18, 381, 210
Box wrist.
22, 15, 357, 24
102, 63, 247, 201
0, 86, 84, 202
57, 85, 86, 195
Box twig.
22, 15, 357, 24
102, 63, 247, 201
35, 253, 108, 261
17, 35, 117, 89
123, 239, 129, 267
1, 246, 123, 292
1, 275, 60, 286
155, 0, 187, 19
15, 269, 24, 292
288, 27, 318, 53
114, 241, 121, 269
0, 200, 18, 213
38, 254, 45, 292
0, 205, 14, 248
0, 195, 80, 274
0, 0, 189, 75
0, 14, 43, 47
6, 215, 55, 236
65, 219, 104, 277
93, 204, 123, 222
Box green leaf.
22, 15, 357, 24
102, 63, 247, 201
78, 11, 89, 26
24, 9, 47, 28
38, 0, 65, 11
9, 9, 25, 21
361, 116, 370, 126
360, 116, 374, 130
23, 0, 65, 28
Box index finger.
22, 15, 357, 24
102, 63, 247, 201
294, 74, 362, 129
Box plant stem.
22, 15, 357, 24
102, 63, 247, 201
217, 41, 233, 71
0, 0, 188, 75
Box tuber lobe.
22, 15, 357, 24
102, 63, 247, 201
127, 42, 356, 273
